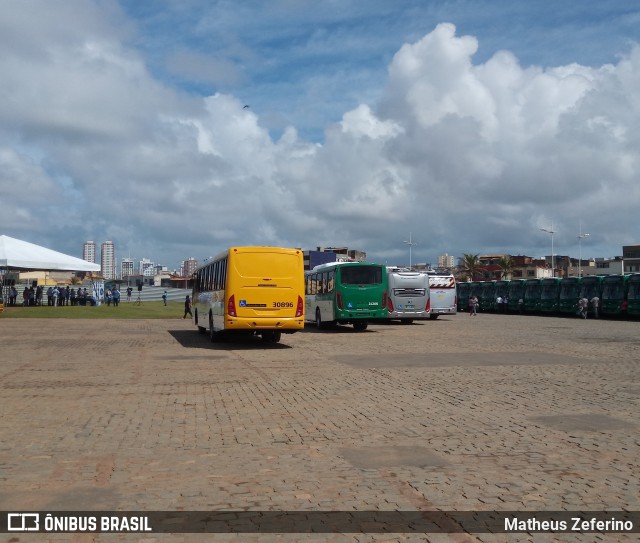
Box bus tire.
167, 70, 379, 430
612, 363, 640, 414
315, 308, 325, 330
209, 315, 220, 342
353, 321, 368, 331
430, 314, 439, 320
262, 331, 281, 343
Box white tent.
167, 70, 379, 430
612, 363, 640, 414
0, 235, 100, 272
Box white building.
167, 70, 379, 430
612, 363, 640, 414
437, 253, 455, 269
121, 258, 134, 279
83, 240, 96, 263
181, 257, 198, 277
139, 258, 154, 276
101, 240, 116, 280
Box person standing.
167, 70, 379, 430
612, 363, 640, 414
577, 297, 588, 319
469, 295, 479, 316
590, 296, 600, 319
183, 295, 193, 319
126, 286, 132, 302
162, 290, 168, 306
112, 288, 121, 307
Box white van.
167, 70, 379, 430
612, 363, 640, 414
428, 275, 457, 319
386, 268, 430, 323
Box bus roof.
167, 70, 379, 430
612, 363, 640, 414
311, 261, 381, 272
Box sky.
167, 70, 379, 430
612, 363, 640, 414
1, 0, 640, 270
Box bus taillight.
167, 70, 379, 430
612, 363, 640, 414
337, 291, 343, 310
387, 296, 394, 312
426, 297, 431, 312
228, 294, 237, 317
295, 295, 304, 317
382, 290, 387, 309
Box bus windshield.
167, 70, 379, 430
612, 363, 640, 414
341, 266, 383, 285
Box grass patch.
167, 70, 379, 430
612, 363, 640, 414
0, 301, 185, 319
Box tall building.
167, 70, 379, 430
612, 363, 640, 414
139, 258, 154, 276
121, 258, 134, 279
83, 240, 96, 263
438, 253, 455, 269
101, 240, 116, 280
181, 257, 198, 277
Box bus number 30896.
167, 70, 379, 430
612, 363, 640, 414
273, 302, 294, 308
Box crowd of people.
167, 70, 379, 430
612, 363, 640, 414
2, 284, 188, 312
7, 285, 98, 306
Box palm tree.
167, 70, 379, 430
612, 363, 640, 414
460, 254, 482, 281
497, 255, 514, 279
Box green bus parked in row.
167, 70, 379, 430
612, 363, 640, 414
523, 279, 542, 312
628, 274, 640, 316
539, 277, 561, 313
579, 276, 605, 317
507, 279, 527, 312
601, 274, 629, 316
479, 281, 497, 312
558, 277, 581, 315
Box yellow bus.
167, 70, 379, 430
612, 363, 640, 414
192, 246, 305, 343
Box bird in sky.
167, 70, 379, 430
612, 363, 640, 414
243, 104, 250, 109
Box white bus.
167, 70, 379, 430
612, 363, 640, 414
386, 268, 430, 323
427, 274, 457, 319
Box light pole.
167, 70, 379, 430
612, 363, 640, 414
577, 224, 590, 278
540, 223, 555, 277
403, 232, 416, 270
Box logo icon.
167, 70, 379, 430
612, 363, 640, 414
8, 513, 40, 531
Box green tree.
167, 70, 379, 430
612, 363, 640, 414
460, 254, 482, 281
497, 255, 514, 279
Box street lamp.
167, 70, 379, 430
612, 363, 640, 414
403, 232, 416, 269
540, 223, 555, 277
577, 224, 590, 278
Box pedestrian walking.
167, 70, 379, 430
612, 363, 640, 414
162, 291, 168, 306
183, 295, 193, 319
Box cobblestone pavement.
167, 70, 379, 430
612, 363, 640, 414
1, 313, 639, 543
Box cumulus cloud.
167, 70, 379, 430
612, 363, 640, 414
0, 5, 638, 267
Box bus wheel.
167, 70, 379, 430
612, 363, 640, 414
353, 321, 368, 331
262, 331, 281, 343
315, 308, 325, 330
209, 315, 220, 342
429, 314, 439, 320
196, 312, 206, 333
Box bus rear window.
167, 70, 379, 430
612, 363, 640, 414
341, 266, 382, 285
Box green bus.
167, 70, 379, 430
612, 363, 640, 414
494, 280, 511, 312
601, 274, 629, 317
305, 262, 387, 331
523, 278, 542, 313
539, 277, 561, 313
479, 281, 497, 312
579, 275, 605, 317
507, 279, 527, 312
627, 273, 640, 317
558, 277, 582, 315
456, 281, 471, 312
